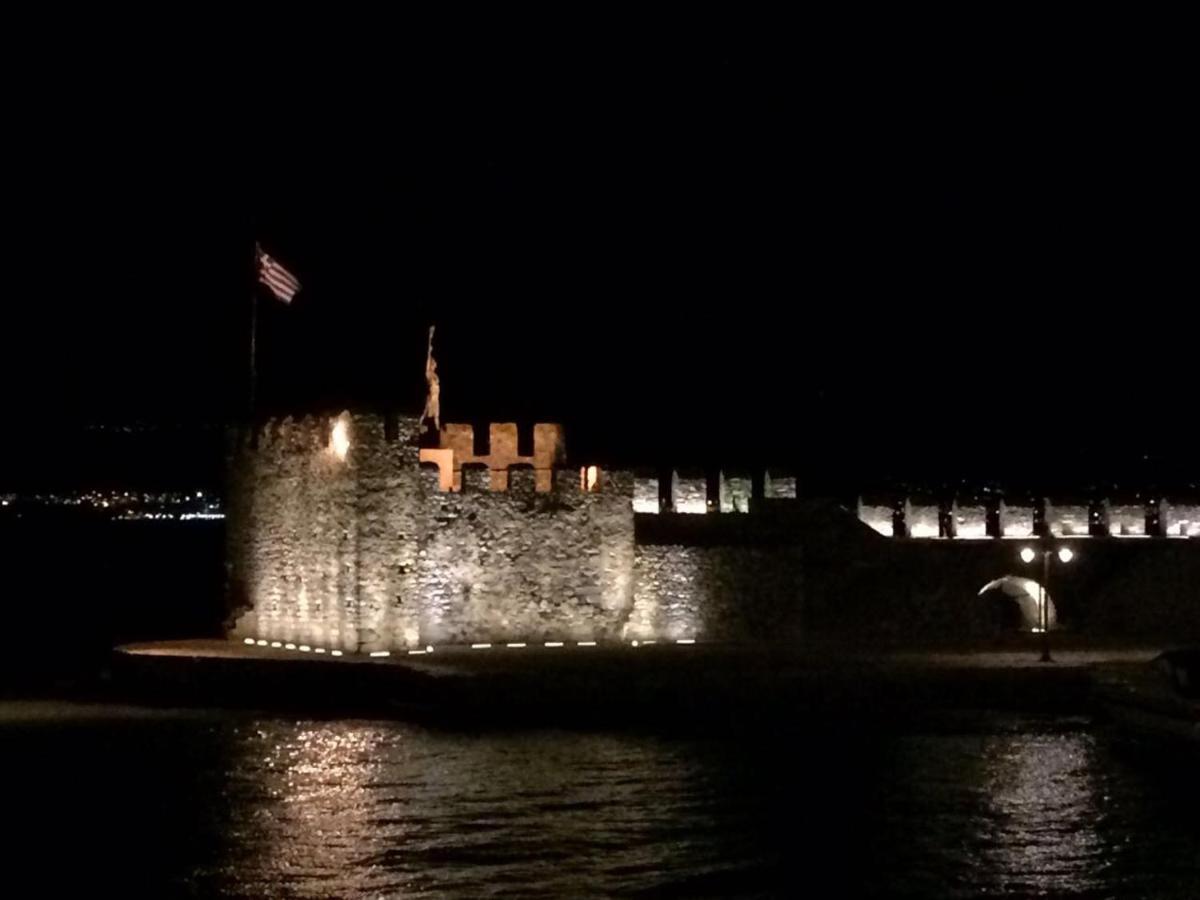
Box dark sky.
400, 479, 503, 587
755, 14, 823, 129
3, 34, 1193, 492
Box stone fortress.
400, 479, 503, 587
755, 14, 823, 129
226, 412, 1200, 654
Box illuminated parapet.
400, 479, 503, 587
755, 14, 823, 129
632, 472, 661, 513
1162, 500, 1200, 538
672, 470, 708, 514
418, 421, 565, 492
1105, 501, 1147, 536
1046, 500, 1091, 537
765, 470, 797, 499
1000, 500, 1035, 538
719, 470, 752, 513
951, 500, 988, 539
858, 497, 897, 537
904, 499, 940, 539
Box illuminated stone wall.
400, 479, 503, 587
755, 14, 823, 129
719, 472, 752, 513
905, 501, 940, 539
632, 475, 660, 514
856, 495, 1199, 541
951, 502, 988, 539
1000, 501, 1035, 538
628, 532, 805, 642
1162, 501, 1200, 538
765, 472, 797, 499
1106, 503, 1146, 536
671, 470, 708, 514
225, 414, 376, 652
228, 419, 813, 650
857, 499, 895, 537
226, 413, 1200, 653
412, 469, 635, 644
1046, 501, 1091, 537
227, 413, 636, 650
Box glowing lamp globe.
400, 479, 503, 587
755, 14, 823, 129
1020, 547, 1036, 564
1058, 547, 1074, 563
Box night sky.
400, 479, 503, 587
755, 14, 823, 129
3, 36, 1193, 493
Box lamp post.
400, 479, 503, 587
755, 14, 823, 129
1020, 543, 1074, 662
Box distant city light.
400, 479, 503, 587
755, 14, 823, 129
330, 650, 343, 657
243, 638, 255, 645
369, 650, 390, 658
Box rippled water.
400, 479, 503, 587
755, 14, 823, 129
2, 704, 1196, 897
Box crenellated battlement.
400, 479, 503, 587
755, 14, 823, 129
421, 421, 565, 492
229, 414, 1199, 536
231, 411, 632, 501
631, 468, 798, 514
415, 461, 633, 501
857, 494, 1200, 540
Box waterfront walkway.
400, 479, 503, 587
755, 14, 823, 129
117, 638, 1161, 672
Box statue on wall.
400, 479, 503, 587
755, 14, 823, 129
420, 325, 441, 432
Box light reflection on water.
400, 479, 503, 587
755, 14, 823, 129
2, 707, 1197, 897
212, 725, 726, 897
976, 733, 1106, 895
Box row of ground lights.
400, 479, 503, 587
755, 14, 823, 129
244, 637, 697, 655
467, 639, 695, 648
242, 638, 432, 657
245, 639, 342, 657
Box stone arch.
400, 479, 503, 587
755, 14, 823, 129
977, 575, 1058, 632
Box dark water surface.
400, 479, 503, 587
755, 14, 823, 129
2, 704, 1196, 898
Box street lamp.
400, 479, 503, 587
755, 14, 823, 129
1020, 543, 1075, 662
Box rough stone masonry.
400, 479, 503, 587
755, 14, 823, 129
226, 411, 1198, 653
228, 413, 657, 651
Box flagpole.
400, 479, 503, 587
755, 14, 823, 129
249, 243, 259, 446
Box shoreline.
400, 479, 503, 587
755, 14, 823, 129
98, 638, 1168, 730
